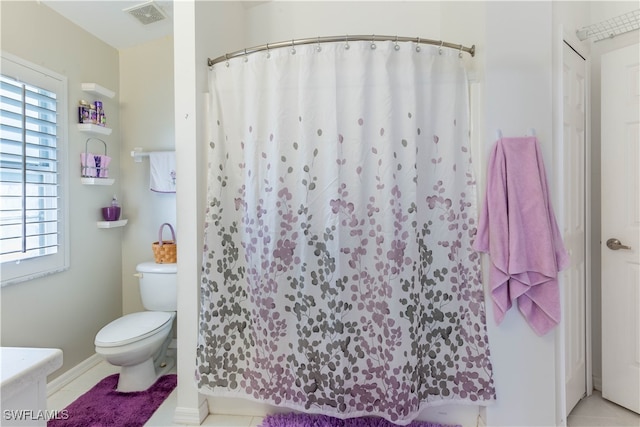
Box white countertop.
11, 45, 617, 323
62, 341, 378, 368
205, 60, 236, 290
1, 347, 63, 400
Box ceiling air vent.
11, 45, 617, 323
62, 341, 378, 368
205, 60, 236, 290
123, 1, 167, 26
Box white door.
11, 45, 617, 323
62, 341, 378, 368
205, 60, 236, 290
601, 42, 640, 414
562, 41, 587, 416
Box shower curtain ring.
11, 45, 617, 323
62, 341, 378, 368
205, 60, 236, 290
394, 35, 400, 51
225, 53, 230, 67
244, 49, 248, 62
316, 36, 322, 52
371, 34, 376, 50
415, 37, 421, 52
344, 34, 350, 50
458, 44, 463, 58
291, 39, 296, 55
438, 41, 444, 55
266, 43, 271, 58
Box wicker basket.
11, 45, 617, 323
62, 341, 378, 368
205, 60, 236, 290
152, 223, 177, 263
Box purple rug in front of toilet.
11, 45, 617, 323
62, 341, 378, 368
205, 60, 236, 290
48, 373, 176, 427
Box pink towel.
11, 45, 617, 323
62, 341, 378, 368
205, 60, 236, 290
473, 137, 569, 335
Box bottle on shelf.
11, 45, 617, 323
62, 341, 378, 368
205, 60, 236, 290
78, 100, 91, 123
94, 100, 105, 126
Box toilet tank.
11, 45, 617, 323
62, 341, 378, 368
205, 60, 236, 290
136, 262, 177, 311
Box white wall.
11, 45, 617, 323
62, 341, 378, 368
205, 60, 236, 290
119, 36, 176, 315
243, 1, 441, 45
0, 1, 122, 378
483, 3, 558, 425
173, 1, 247, 423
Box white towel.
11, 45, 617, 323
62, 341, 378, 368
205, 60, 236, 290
149, 151, 176, 193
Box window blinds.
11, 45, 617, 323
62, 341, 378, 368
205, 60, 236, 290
0, 74, 59, 262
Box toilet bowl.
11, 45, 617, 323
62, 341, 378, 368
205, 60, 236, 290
95, 311, 175, 392
95, 262, 177, 392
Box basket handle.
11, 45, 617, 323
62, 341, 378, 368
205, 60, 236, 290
158, 223, 176, 246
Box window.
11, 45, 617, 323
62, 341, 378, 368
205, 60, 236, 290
1, 52, 68, 286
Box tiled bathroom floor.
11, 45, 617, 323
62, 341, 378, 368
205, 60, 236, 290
567, 391, 639, 427
48, 361, 639, 427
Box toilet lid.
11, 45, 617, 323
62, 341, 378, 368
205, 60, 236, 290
95, 312, 174, 347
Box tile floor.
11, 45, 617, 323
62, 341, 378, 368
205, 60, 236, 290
48, 361, 639, 427
567, 391, 639, 427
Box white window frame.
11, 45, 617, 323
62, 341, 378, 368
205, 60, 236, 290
1, 52, 69, 286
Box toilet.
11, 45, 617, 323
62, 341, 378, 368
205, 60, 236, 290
95, 262, 177, 392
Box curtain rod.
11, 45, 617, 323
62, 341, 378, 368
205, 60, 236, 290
208, 35, 475, 66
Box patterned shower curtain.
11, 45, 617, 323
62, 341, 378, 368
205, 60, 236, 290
197, 40, 495, 425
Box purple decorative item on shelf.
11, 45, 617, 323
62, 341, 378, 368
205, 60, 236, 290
94, 155, 102, 178
102, 206, 121, 221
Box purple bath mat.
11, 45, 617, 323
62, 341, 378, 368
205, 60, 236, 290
48, 373, 176, 427
260, 413, 460, 427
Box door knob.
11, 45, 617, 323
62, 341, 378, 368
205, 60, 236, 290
606, 238, 631, 251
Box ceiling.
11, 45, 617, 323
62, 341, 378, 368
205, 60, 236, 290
42, 0, 174, 50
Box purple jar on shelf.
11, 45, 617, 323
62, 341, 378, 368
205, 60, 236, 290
101, 206, 121, 221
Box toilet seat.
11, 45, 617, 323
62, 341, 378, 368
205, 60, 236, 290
95, 312, 174, 348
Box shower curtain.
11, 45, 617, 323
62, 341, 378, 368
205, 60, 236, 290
197, 40, 495, 425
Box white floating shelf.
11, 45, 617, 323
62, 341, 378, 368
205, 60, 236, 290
81, 177, 114, 186
77, 123, 112, 135
97, 219, 128, 229
81, 83, 115, 99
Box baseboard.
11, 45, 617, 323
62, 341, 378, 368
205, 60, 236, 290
173, 399, 209, 425
592, 375, 602, 391
47, 353, 102, 396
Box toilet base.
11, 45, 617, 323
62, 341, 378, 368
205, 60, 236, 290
117, 358, 156, 392
157, 356, 175, 377
115, 353, 175, 392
